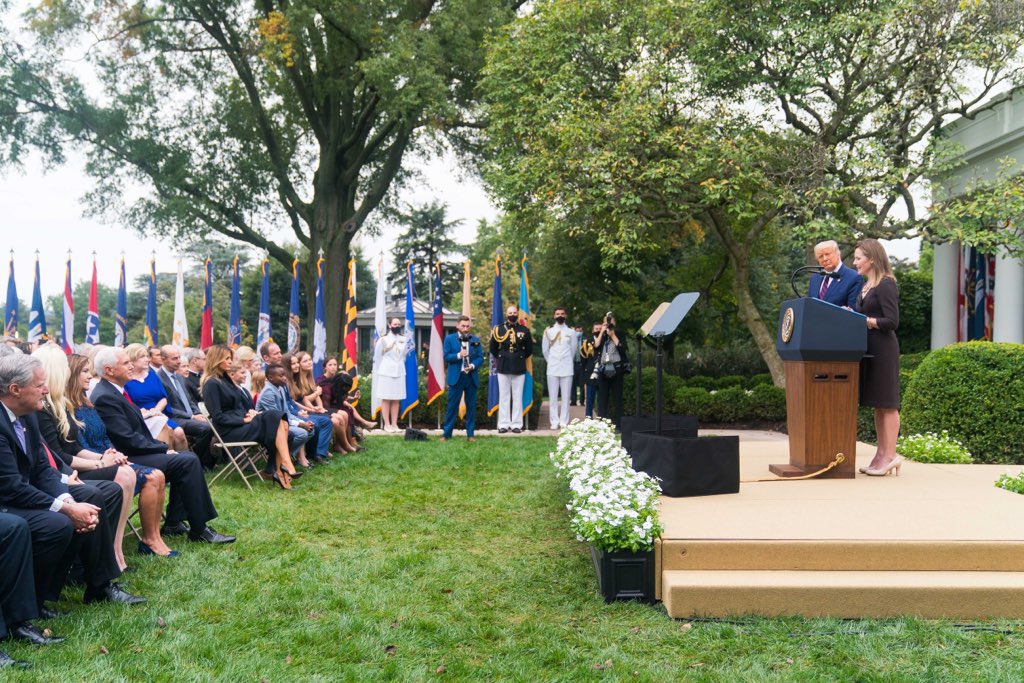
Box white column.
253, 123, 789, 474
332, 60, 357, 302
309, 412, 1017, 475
931, 241, 960, 349
993, 247, 1024, 344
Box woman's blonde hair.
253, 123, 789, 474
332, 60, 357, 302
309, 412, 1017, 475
32, 345, 79, 438
124, 343, 148, 362
250, 370, 266, 396
235, 345, 256, 364
201, 344, 234, 389
855, 238, 896, 285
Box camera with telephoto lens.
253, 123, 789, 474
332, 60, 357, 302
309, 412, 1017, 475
604, 311, 614, 332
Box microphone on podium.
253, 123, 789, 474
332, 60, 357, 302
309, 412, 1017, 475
789, 266, 836, 297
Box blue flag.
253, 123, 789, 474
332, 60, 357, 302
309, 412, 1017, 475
487, 257, 502, 416
4, 255, 17, 337
287, 258, 301, 353
399, 261, 420, 420
115, 257, 127, 347
228, 256, 241, 347
145, 257, 158, 346
29, 255, 46, 342
313, 257, 326, 380
519, 255, 534, 416
257, 257, 272, 348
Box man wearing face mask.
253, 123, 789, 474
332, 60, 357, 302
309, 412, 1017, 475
489, 305, 534, 433
440, 316, 484, 442
580, 323, 600, 418
542, 307, 578, 430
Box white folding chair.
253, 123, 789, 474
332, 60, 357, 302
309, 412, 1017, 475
199, 403, 266, 491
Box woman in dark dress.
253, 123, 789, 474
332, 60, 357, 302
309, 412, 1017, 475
594, 314, 630, 430
852, 238, 902, 476
200, 345, 301, 490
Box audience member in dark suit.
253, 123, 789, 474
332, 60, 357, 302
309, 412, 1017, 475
0, 353, 145, 609
157, 345, 214, 468
200, 345, 300, 490
91, 347, 234, 544
808, 239, 863, 308
181, 347, 206, 407
0, 512, 49, 668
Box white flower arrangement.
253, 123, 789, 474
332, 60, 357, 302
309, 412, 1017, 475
550, 418, 663, 553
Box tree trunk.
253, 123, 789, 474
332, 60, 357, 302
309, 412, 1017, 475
323, 235, 352, 356
730, 254, 785, 387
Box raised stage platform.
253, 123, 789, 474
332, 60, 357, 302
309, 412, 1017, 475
657, 430, 1024, 619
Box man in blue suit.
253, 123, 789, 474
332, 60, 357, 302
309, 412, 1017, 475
808, 240, 863, 307
440, 316, 485, 442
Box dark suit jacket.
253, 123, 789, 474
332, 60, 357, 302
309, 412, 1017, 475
156, 368, 199, 421
0, 410, 70, 510
185, 371, 202, 406
201, 377, 252, 431
444, 333, 484, 387
808, 262, 863, 308
91, 380, 169, 456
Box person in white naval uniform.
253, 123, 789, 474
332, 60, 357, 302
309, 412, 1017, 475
542, 307, 579, 430
373, 318, 411, 432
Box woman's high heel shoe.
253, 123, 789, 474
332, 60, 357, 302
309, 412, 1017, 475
281, 464, 302, 480
865, 456, 903, 477
273, 471, 292, 490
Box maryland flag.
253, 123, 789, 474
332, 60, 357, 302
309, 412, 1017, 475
340, 258, 359, 400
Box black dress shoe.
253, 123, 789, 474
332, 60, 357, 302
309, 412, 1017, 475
38, 606, 67, 620
189, 527, 236, 544
511, 428, 522, 434
10, 622, 64, 646
0, 650, 31, 669
83, 582, 147, 605
161, 521, 190, 536
498, 428, 509, 434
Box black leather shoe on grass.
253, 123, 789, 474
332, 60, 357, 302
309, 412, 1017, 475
189, 527, 236, 544
10, 622, 64, 646
160, 521, 190, 536
83, 582, 147, 605
0, 650, 31, 669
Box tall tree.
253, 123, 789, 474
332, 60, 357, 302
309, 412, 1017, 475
0, 0, 522, 354
388, 201, 469, 301
481, 0, 1024, 385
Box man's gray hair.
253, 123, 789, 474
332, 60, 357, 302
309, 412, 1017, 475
814, 239, 840, 255
182, 347, 204, 364
93, 347, 123, 378
0, 345, 22, 359
0, 354, 41, 397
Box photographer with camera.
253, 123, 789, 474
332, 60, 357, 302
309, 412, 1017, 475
580, 323, 600, 418
592, 313, 630, 429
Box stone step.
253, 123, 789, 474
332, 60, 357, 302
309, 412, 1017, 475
662, 569, 1024, 619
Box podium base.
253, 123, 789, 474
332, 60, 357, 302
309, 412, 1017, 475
768, 462, 855, 479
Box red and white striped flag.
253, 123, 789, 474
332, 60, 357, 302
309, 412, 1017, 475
426, 263, 445, 405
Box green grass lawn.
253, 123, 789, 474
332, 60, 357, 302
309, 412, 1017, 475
7, 436, 1024, 681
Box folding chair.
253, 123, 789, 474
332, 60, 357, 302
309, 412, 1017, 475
199, 403, 267, 491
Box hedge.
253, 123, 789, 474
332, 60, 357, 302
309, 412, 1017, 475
902, 342, 1024, 464
635, 368, 787, 424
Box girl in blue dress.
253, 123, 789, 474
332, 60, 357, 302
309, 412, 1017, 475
124, 343, 189, 452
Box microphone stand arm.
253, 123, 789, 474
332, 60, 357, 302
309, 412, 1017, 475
790, 265, 826, 298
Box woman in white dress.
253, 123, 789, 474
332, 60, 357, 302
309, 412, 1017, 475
374, 318, 411, 432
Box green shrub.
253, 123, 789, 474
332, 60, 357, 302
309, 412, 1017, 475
715, 375, 745, 389
895, 268, 932, 354
745, 373, 773, 389
897, 431, 973, 464
671, 386, 711, 416
684, 375, 717, 390
996, 471, 1024, 495
637, 367, 685, 413
748, 383, 787, 421
704, 386, 751, 423
903, 342, 1024, 464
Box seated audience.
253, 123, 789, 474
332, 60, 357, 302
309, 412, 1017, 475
0, 352, 146, 612
157, 345, 214, 469
282, 352, 335, 462
91, 347, 233, 544
200, 345, 301, 489
67, 353, 177, 558
123, 343, 188, 452
259, 340, 283, 368
319, 358, 375, 438
0, 512, 44, 669
148, 346, 164, 370
255, 364, 313, 469
233, 346, 257, 393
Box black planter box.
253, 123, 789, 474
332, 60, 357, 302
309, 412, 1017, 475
620, 414, 698, 452
590, 546, 656, 603
630, 431, 740, 497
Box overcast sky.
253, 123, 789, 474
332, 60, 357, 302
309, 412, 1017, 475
0, 149, 497, 302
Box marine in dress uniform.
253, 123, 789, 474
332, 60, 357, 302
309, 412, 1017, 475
489, 306, 534, 433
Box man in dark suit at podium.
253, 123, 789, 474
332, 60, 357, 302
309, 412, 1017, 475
808, 240, 862, 308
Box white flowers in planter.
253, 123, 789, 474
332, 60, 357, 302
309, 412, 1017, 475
550, 418, 663, 553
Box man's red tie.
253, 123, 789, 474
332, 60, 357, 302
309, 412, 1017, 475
41, 443, 59, 470
819, 276, 829, 299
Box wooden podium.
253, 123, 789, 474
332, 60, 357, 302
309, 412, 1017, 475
770, 298, 867, 479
